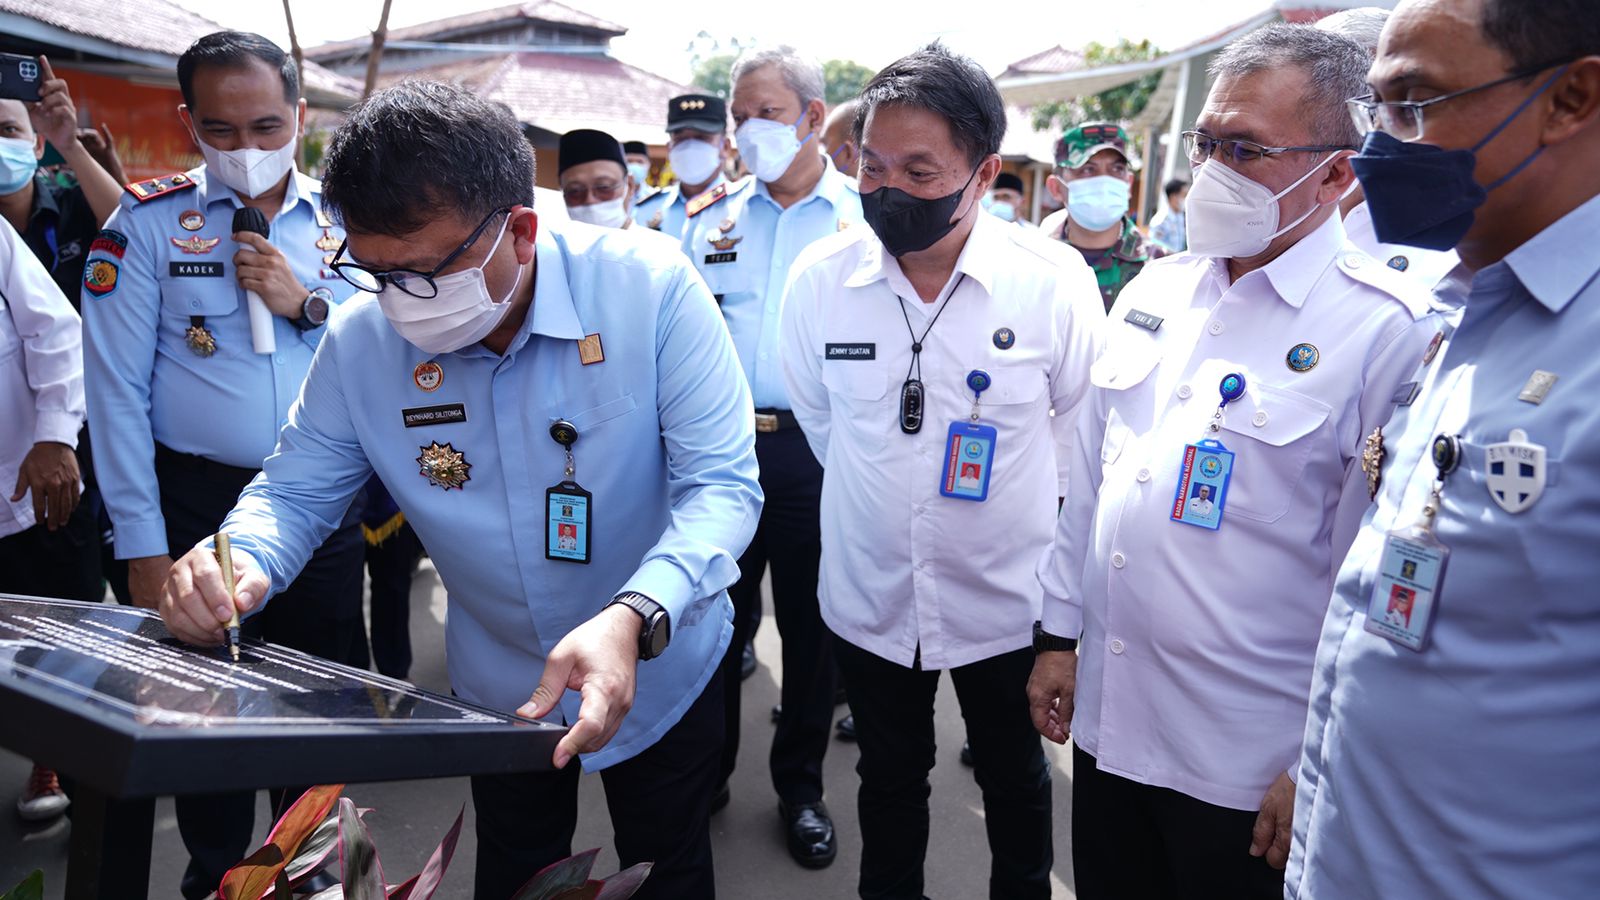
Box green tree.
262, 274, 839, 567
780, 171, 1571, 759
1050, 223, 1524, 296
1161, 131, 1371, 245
823, 59, 874, 104
1030, 39, 1163, 133
689, 53, 737, 96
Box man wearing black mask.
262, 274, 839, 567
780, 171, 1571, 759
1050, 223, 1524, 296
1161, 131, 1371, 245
779, 42, 1102, 900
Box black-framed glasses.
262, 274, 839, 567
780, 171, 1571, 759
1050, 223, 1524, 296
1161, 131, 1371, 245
329, 207, 510, 299
1182, 131, 1355, 166
1346, 60, 1572, 141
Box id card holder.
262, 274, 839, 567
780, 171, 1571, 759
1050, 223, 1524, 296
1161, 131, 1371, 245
1364, 527, 1449, 651
546, 481, 592, 564
1170, 439, 1234, 530
939, 421, 997, 502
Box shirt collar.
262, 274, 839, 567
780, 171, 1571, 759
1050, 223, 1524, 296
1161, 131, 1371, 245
26, 173, 60, 226
844, 205, 1002, 299
195, 164, 315, 220
753, 153, 853, 212
527, 225, 588, 341
1253, 212, 1346, 309
1502, 192, 1600, 314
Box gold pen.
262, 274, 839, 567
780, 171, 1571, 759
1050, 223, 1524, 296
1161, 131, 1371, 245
215, 532, 241, 662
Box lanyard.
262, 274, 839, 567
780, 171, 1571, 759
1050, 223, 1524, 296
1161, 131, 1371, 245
893, 273, 967, 434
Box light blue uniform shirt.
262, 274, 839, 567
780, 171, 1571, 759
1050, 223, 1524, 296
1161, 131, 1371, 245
632, 173, 727, 243
682, 159, 863, 409
221, 224, 761, 770
82, 167, 353, 559
1289, 192, 1600, 898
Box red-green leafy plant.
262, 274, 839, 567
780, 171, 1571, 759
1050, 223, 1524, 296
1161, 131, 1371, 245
0, 871, 42, 900
508, 848, 651, 900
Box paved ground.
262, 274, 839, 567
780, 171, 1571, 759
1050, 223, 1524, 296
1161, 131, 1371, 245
0, 562, 1078, 898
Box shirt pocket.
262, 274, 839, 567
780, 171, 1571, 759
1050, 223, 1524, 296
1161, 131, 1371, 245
696, 247, 753, 301
1090, 352, 1158, 471
562, 393, 639, 433
158, 274, 239, 320
1216, 381, 1331, 524
822, 361, 894, 451
976, 364, 1049, 433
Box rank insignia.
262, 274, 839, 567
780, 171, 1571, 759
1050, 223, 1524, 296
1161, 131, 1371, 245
1361, 426, 1385, 501
124, 172, 197, 203
718, 217, 736, 234
417, 441, 471, 491
709, 233, 742, 252
1386, 255, 1409, 272
314, 228, 342, 252
179, 209, 205, 231
1423, 330, 1444, 365
1286, 342, 1320, 372
414, 361, 443, 392
83, 259, 119, 299
171, 235, 221, 255
647, 210, 663, 230
577, 333, 605, 366
993, 327, 1015, 350
1518, 370, 1559, 405
185, 324, 217, 357
685, 183, 727, 218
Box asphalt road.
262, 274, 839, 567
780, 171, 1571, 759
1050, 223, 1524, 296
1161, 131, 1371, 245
0, 562, 1079, 898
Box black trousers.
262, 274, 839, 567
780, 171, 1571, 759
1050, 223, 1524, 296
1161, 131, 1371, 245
1072, 746, 1283, 900
472, 669, 725, 900
834, 637, 1052, 900
718, 424, 832, 806
151, 445, 367, 900
0, 484, 103, 603
364, 521, 423, 680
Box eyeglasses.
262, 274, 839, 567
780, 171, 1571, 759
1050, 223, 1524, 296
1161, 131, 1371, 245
1182, 131, 1354, 166
1346, 60, 1571, 142
330, 207, 509, 299
560, 180, 626, 206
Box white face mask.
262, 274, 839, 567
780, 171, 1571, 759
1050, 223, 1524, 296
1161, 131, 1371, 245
668, 138, 722, 187
1185, 155, 1337, 259
568, 195, 629, 229
193, 110, 300, 199
376, 216, 525, 354
736, 113, 810, 183
627, 161, 649, 185
988, 200, 1018, 223
1066, 175, 1131, 232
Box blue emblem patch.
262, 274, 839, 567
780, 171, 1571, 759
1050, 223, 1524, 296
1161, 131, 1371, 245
1287, 343, 1320, 372
993, 327, 1015, 349
1387, 255, 1410, 272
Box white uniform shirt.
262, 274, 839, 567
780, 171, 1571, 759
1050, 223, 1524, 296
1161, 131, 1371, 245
1344, 201, 1459, 290
0, 223, 84, 538
782, 211, 1102, 669
1037, 213, 1440, 810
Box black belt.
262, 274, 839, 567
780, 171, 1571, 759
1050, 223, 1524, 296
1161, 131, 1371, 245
154, 442, 260, 481
753, 409, 799, 433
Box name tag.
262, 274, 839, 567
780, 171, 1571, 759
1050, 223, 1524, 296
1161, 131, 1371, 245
1124, 308, 1164, 331
939, 421, 997, 502
169, 261, 224, 277
704, 252, 737, 265
826, 343, 876, 361
401, 403, 466, 428
1170, 439, 1234, 530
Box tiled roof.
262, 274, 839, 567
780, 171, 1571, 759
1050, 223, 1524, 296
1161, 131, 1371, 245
388, 51, 692, 144
999, 45, 1088, 80
307, 1, 626, 60
0, 0, 361, 102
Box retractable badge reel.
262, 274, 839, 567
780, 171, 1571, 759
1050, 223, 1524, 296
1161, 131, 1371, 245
1170, 373, 1245, 530
546, 419, 592, 564
939, 369, 999, 502
1364, 433, 1459, 651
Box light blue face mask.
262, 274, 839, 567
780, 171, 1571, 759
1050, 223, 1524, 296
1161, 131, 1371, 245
0, 136, 39, 195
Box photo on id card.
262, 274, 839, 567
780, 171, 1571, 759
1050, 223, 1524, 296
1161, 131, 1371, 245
1364, 533, 1445, 651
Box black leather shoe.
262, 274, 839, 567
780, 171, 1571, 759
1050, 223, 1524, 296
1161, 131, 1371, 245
710, 780, 731, 814
834, 714, 856, 741
740, 639, 757, 680
771, 703, 782, 723
959, 740, 973, 767
779, 800, 836, 869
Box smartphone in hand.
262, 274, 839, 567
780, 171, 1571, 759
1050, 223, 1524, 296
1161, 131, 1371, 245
0, 53, 42, 102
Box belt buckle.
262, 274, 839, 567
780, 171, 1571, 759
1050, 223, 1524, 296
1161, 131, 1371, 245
754, 413, 779, 433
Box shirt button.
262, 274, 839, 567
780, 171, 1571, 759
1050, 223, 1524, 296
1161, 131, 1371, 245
1208, 321, 1225, 335
1111, 551, 1126, 568
189, 299, 200, 309
1253, 410, 1269, 427
1177, 384, 1193, 399
1110, 639, 1126, 655
759, 352, 769, 361
273, 355, 284, 366
1344, 253, 1365, 268
1137, 468, 1150, 482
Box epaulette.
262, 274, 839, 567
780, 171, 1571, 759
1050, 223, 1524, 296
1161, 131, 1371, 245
124, 173, 197, 203
1336, 250, 1432, 319
635, 186, 665, 206
685, 183, 727, 219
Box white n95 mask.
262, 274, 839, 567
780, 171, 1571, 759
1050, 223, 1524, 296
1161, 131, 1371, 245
377, 216, 524, 354
568, 196, 629, 229
736, 114, 810, 183
1184, 155, 1338, 259
669, 138, 722, 186
194, 111, 300, 199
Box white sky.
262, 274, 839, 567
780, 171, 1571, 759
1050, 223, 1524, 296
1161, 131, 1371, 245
176, 0, 1282, 83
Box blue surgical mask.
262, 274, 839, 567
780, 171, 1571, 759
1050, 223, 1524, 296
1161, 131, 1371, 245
1351, 67, 1566, 251
1067, 175, 1130, 232
989, 200, 1018, 222
0, 136, 38, 195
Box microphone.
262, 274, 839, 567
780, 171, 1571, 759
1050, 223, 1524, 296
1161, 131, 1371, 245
232, 207, 276, 354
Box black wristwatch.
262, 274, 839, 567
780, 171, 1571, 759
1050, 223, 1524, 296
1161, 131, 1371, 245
607, 592, 671, 660
1033, 620, 1078, 653
292, 287, 332, 331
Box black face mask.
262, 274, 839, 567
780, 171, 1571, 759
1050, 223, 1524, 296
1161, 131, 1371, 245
861, 167, 980, 257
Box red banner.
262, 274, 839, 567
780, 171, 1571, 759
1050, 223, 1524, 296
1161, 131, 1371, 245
54, 64, 201, 182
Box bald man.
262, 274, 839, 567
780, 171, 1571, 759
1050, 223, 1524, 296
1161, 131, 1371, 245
822, 99, 859, 177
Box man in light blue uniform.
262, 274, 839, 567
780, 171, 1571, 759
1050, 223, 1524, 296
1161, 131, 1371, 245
156, 80, 760, 900
1289, 1, 1600, 896
634, 92, 735, 241
681, 44, 861, 868
80, 32, 362, 899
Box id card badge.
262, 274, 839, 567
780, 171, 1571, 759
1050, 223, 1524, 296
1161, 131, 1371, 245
1170, 439, 1234, 530
546, 481, 592, 564
939, 421, 997, 502
1364, 527, 1449, 651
